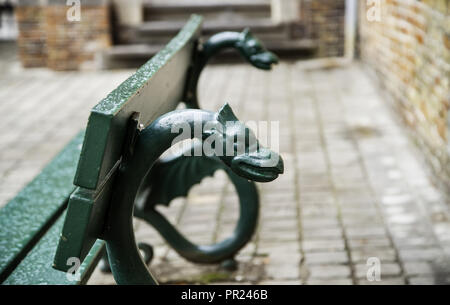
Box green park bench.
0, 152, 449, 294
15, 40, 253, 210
0, 15, 283, 285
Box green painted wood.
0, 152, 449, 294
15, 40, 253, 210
3, 211, 105, 285
53, 181, 114, 272
74, 14, 203, 190
0, 131, 85, 282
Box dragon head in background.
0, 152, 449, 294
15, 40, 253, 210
235, 28, 279, 70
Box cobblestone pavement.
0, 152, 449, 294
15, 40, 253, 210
1, 44, 450, 284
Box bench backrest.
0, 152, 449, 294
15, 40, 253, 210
53, 15, 203, 272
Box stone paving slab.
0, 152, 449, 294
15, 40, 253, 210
1, 43, 450, 284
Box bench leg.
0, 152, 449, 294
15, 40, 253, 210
221, 258, 238, 271
100, 242, 153, 274
134, 158, 259, 266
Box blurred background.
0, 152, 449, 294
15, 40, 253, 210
1, 0, 346, 69
0, 0, 449, 285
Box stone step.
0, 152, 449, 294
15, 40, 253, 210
118, 18, 288, 45
108, 2, 314, 69
102, 39, 318, 69
140, 18, 281, 35
143, 0, 271, 21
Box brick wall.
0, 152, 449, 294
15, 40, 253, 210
15, 0, 111, 70
359, 0, 450, 191
15, 4, 47, 67
301, 0, 346, 58
45, 3, 111, 70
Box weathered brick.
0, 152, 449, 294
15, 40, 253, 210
302, 239, 346, 252
357, 277, 406, 285
15, 3, 111, 70
351, 248, 398, 263
359, 0, 450, 194
306, 278, 353, 285
308, 265, 352, 279
304, 251, 349, 265
354, 262, 402, 279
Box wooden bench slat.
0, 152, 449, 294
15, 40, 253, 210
3, 211, 104, 285
74, 14, 203, 190
0, 131, 84, 282
53, 183, 113, 272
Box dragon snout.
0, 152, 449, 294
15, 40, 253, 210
265, 151, 284, 175
250, 51, 279, 70
274, 154, 284, 174
230, 151, 284, 183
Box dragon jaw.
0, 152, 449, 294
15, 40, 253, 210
249, 51, 279, 70
230, 149, 284, 182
